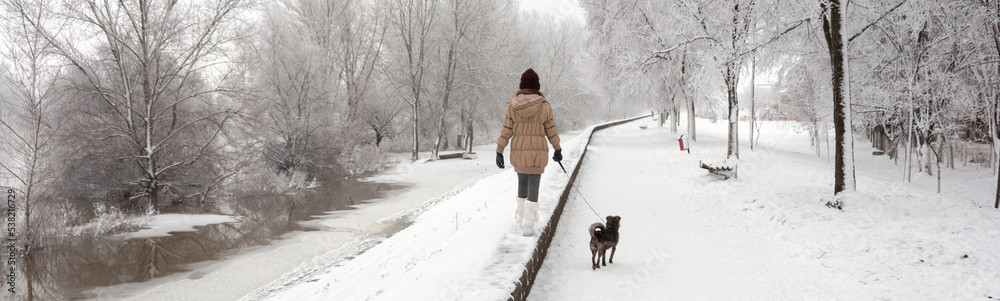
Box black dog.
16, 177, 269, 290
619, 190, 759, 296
589, 215, 621, 270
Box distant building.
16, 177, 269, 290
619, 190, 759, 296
739, 83, 785, 120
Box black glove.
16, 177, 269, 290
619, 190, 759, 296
496, 152, 505, 169
553, 149, 562, 162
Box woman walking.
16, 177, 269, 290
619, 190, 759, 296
496, 68, 562, 236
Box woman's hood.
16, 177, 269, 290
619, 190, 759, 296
509, 93, 546, 118
511, 93, 544, 108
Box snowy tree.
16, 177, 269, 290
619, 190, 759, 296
454, 0, 518, 153
964, 0, 999, 207
386, 0, 437, 161
335, 0, 388, 122
252, 5, 332, 175
430, 0, 490, 159
11, 0, 248, 207
515, 12, 592, 127
813, 0, 919, 194
819, 0, 857, 194
581, 0, 693, 136
0, 0, 66, 251
842, 0, 991, 193
777, 58, 833, 157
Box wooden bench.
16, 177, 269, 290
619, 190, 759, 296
438, 152, 477, 160
699, 160, 737, 180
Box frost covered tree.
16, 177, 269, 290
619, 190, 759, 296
386, 0, 437, 161
287, 0, 387, 122
833, 0, 989, 194
515, 12, 592, 126
430, 0, 492, 159
819, 0, 857, 194
11, 0, 247, 207
581, 0, 694, 137
251, 5, 333, 176
335, 1, 387, 121
814, 0, 918, 194
454, 1, 518, 153
777, 59, 833, 157
0, 0, 66, 251
585, 0, 809, 158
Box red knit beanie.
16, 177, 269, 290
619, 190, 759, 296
519, 68, 540, 90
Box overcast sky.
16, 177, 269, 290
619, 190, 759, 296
519, 0, 586, 23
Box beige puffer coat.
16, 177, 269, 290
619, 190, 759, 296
496, 89, 561, 174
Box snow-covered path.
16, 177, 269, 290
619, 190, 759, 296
532, 117, 1000, 300
531, 118, 783, 299
241, 126, 596, 301
233, 115, 999, 301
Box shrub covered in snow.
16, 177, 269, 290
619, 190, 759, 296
71, 203, 155, 238
339, 144, 397, 176
231, 162, 320, 195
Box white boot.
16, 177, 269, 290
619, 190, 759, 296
521, 201, 539, 236
514, 197, 526, 221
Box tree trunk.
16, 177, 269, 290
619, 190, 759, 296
937, 135, 943, 193
466, 121, 474, 153
814, 121, 821, 157
992, 0, 1000, 177
822, 0, 856, 194
433, 44, 458, 160
949, 142, 954, 169
688, 99, 697, 141
906, 105, 914, 181
150, 184, 160, 209
411, 101, 419, 161
750, 54, 756, 150
673, 105, 680, 130
139, 0, 165, 208
432, 136, 441, 159
992, 100, 999, 175
992, 0, 1000, 208
924, 142, 932, 175
670, 108, 677, 132
726, 62, 739, 159
682, 50, 696, 142
668, 94, 676, 132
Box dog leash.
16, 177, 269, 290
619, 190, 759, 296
557, 161, 605, 222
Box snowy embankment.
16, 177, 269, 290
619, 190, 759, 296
93, 145, 498, 301
241, 121, 617, 301
532, 117, 1000, 300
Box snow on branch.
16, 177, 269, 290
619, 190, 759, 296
847, 0, 909, 43
725, 17, 812, 64
641, 36, 720, 66
652, 36, 720, 56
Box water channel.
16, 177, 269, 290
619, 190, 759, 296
4, 179, 407, 300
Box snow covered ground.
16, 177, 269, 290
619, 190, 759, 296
118, 214, 238, 239
100, 115, 1000, 300
88, 144, 500, 300
532, 117, 1000, 300
232, 115, 1000, 301
242, 125, 598, 301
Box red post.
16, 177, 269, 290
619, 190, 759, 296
678, 135, 686, 151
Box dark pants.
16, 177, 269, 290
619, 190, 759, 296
517, 173, 541, 202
